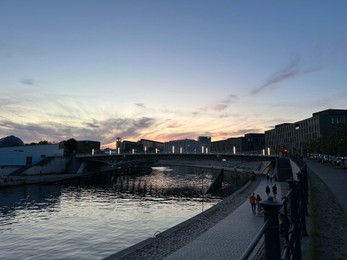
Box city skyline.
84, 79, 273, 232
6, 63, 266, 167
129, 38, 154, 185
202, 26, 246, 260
1, 1, 347, 147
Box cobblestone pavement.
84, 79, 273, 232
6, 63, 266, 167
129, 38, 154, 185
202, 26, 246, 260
105, 175, 282, 260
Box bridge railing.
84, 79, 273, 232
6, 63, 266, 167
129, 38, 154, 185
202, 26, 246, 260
240, 162, 308, 260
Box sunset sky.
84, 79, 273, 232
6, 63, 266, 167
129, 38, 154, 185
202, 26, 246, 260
1, 1, 347, 148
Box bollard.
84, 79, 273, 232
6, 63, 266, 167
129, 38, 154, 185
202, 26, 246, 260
260, 196, 283, 260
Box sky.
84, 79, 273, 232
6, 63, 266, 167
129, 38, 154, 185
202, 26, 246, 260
1, 1, 347, 148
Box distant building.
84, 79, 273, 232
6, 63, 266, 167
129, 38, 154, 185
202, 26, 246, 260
265, 109, 347, 156
197, 136, 211, 154
164, 139, 197, 154
211, 133, 265, 154
163, 136, 211, 154
0, 136, 65, 175
76, 140, 100, 154
138, 139, 164, 153
111, 138, 164, 154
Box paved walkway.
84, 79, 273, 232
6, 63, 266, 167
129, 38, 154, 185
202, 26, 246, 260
305, 159, 347, 213
164, 175, 281, 260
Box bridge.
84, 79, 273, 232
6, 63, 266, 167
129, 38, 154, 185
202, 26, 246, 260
73, 153, 276, 174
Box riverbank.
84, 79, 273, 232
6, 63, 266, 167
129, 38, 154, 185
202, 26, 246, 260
0, 173, 79, 188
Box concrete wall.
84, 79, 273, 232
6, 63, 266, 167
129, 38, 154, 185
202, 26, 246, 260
24, 157, 71, 175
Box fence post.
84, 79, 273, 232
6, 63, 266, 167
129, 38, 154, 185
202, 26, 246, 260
260, 196, 283, 260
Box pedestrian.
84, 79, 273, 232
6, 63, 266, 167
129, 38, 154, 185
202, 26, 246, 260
272, 184, 277, 199
265, 185, 270, 198
255, 194, 262, 214
249, 193, 256, 214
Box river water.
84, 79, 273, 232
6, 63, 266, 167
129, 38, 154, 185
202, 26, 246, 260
0, 165, 225, 260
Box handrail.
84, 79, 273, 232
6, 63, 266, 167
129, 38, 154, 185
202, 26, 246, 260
239, 219, 269, 260
239, 159, 308, 260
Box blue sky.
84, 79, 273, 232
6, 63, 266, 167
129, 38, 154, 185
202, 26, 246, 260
1, 1, 347, 147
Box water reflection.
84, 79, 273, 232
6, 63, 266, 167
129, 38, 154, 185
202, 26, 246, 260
0, 165, 224, 260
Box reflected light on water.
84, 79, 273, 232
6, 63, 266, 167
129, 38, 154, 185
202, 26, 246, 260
0, 165, 222, 260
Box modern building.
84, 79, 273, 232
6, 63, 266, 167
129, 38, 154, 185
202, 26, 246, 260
138, 139, 164, 153
163, 136, 211, 154
265, 109, 347, 156
211, 133, 265, 154
0, 136, 65, 175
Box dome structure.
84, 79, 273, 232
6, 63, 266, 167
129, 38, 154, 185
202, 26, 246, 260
0, 135, 25, 147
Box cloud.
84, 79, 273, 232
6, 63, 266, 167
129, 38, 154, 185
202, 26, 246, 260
135, 103, 146, 108
0, 116, 157, 145
20, 78, 36, 86
211, 94, 238, 112
250, 53, 320, 95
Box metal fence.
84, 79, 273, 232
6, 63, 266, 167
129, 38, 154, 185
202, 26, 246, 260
240, 159, 308, 260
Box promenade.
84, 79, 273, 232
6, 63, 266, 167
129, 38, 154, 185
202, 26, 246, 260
165, 175, 280, 260
105, 175, 281, 260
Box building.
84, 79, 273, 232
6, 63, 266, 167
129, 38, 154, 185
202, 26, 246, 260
197, 136, 211, 154
0, 136, 65, 175
265, 109, 347, 156
163, 136, 211, 154
138, 139, 164, 153
164, 139, 197, 154
211, 133, 265, 154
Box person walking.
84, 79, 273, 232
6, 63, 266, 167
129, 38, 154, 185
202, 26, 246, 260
272, 184, 278, 199
265, 185, 270, 198
255, 194, 262, 214
249, 193, 256, 214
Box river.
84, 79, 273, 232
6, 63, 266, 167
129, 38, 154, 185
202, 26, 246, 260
0, 165, 225, 260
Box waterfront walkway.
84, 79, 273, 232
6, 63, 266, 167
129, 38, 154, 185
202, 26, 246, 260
106, 175, 282, 260
164, 175, 280, 260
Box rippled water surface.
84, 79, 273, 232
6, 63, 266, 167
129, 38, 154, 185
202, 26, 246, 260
0, 166, 222, 260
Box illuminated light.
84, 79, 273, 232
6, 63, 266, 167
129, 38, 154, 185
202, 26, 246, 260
233, 146, 236, 155
206, 147, 209, 154
172, 145, 175, 154
132, 148, 135, 154
202, 146, 204, 154
92, 149, 94, 156
180, 147, 183, 154
117, 147, 120, 154
262, 149, 265, 156
267, 147, 270, 155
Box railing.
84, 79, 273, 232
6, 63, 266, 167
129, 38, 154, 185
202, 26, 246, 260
240, 161, 308, 260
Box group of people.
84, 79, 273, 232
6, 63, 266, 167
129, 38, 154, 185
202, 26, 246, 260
249, 176, 278, 215
265, 184, 277, 199
248, 193, 262, 215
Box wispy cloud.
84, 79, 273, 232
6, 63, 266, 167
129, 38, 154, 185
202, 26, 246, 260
250, 53, 320, 95
135, 103, 146, 108
20, 78, 36, 86
211, 94, 239, 112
